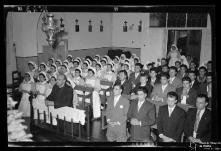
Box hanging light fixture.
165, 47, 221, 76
41, 13, 65, 48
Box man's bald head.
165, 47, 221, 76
57, 74, 67, 87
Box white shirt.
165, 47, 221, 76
138, 100, 145, 112
162, 84, 168, 92
191, 81, 195, 88
121, 80, 126, 85
135, 73, 140, 79
168, 105, 176, 117
114, 95, 121, 107
169, 77, 175, 84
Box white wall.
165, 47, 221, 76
12, 13, 38, 57
7, 12, 17, 85
37, 13, 112, 52
141, 28, 167, 64
112, 13, 148, 48
112, 13, 166, 64
9, 12, 212, 65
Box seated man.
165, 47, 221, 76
184, 94, 211, 143
157, 91, 186, 142
127, 87, 156, 142
176, 77, 197, 106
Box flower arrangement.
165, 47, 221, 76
7, 95, 33, 142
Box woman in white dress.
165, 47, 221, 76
32, 72, 49, 120
45, 76, 57, 124
18, 72, 35, 117
55, 59, 62, 73
81, 62, 89, 79
167, 44, 181, 67
100, 63, 116, 83
27, 61, 38, 80
95, 62, 102, 79
48, 64, 58, 80
84, 68, 101, 119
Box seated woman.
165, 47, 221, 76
100, 63, 116, 83
60, 64, 72, 80
32, 72, 49, 121
131, 74, 153, 100
48, 64, 59, 80
18, 72, 35, 117
100, 58, 107, 72
83, 68, 101, 119
113, 56, 121, 74
123, 62, 132, 78
81, 61, 89, 79
72, 68, 85, 86
95, 62, 102, 79
55, 59, 62, 73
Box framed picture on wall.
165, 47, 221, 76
100, 20, 103, 32
75, 25, 79, 32
88, 20, 92, 32
123, 21, 127, 32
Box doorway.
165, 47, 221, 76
167, 30, 202, 65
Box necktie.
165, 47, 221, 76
194, 110, 201, 132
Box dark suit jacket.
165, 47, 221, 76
150, 83, 176, 103
176, 87, 197, 106
170, 77, 182, 89
127, 99, 156, 141
198, 82, 208, 95
184, 108, 211, 142
129, 72, 141, 86
115, 79, 133, 96
157, 105, 186, 142
106, 95, 130, 130
177, 72, 188, 80
148, 77, 161, 87
131, 82, 153, 98
191, 80, 200, 93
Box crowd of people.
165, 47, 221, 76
17, 44, 212, 143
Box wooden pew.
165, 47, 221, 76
73, 85, 94, 110
99, 80, 113, 107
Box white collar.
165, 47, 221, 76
168, 105, 176, 112
170, 77, 175, 81
162, 83, 168, 88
